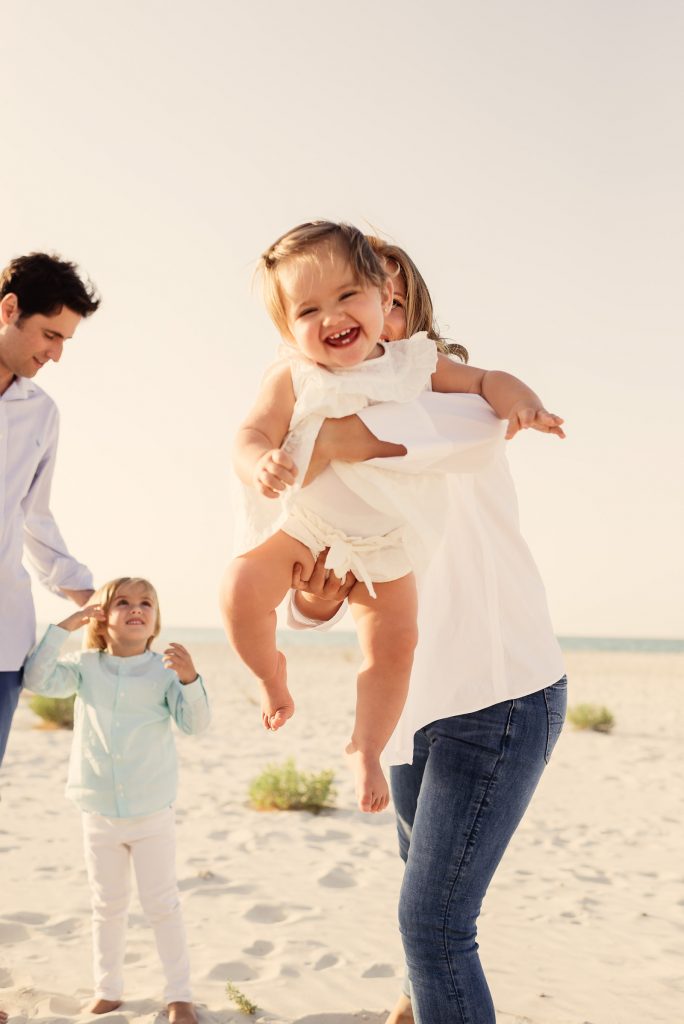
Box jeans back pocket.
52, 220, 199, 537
543, 676, 568, 763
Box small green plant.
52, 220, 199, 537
248, 757, 335, 813
568, 703, 615, 733
226, 981, 257, 1015
29, 694, 76, 730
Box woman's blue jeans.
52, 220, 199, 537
391, 678, 567, 1024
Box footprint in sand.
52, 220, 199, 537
0, 921, 30, 943
318, 866, 357, 888
362, 963, 395, 978
5, 911, 49, 925
313, 954, 338, 971
207, 961, 257, 982
243, 940, 274, 956
244, 904, 288, 923
41, 917, 81, 937
49, 994, 82, 1014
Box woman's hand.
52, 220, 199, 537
57, 603, 106, 632
505, 403, 566, 440
292, 549, 355, 621
303, 416, 406, 486
253, 448, 297, 497
163, 643, 198, 684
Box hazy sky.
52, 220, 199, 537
3, 1, 682, 636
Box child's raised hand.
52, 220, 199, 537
505, 402, 566, 441
57, 603, 106, 633
163, 643, 198, 684
253, 448, 297, 498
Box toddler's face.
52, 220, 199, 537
279, 244, 392, 369
105, 582, 158, 649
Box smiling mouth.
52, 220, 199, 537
325, 327, 359, 347
126, 619, 145, 625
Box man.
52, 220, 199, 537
0, 252, 100, 769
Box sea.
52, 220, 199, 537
151, 628, 684, 654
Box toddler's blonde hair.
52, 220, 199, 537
260, 221, 388, 338
84, 576, 161, 652
366, 237, 469, 362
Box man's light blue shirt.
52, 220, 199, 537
23, 625, 210, 818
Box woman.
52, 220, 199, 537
288, 238, 567, 1024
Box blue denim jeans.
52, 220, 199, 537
391, 677, 567, 1024
0, 669, 24, 768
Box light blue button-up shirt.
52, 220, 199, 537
23, 625, 211, 818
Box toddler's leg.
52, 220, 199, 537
220, 532, 314, 729
130, 808, 192, 1008
82, 813, 131, 1010
348, 574, 418, 813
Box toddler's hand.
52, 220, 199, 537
57, 603, 106, 633
254, 448, 297, 498
163, 643, 198, 684
506, 403, 565, 441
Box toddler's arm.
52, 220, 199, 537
164, 643, 211, 735
233, 362, 299, 497
23, 623, 87, 697
431, 356, 565, 440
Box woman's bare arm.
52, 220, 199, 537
303, 415, 407, 486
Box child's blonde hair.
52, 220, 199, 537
260, 221, 389, 338
366, 237, 469, 363
84, 577, 161, 652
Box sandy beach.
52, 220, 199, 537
1, 640, 682, 1024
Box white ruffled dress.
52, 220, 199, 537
233, 333, 464, 593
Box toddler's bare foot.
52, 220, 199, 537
385, 993, 414, 1024
89, 998, 123, 1014
167, 1001, 198, 1024
260, 652, 295, 731
346, 744, 389, 813
0, 1010, 8, 1024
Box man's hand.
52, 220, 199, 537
163, 643, 198, 684
253, 448, 297, 498
505, 403, 565, 441
60, 587, 95, 606
57, 603, 106, 633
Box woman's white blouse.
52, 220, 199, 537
289, 393, 565, 766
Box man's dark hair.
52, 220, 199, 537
0, 252, 100, 320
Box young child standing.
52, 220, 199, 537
221, 220, 563, 814
23, 577, 210, 1024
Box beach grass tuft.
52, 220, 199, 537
29, 694, 76, 730
248, 757, 335, 813
226, 981, 257, 1015
568, 702, 615, 733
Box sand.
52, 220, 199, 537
1, 641, 682, 1024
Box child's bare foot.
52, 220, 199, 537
88, 998, 123, 1014
260, 652, 295, 731
346, 745, 389, 812
167, 1001, 198, 1024
385, 993, 414, 1024
0, 1009, 8, 1024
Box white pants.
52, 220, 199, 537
82, 806, 192, 1002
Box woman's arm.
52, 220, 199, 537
233, 362, 299, 496
431, 356, 565, 440
303, 415, 407, 486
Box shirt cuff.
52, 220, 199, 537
179, 675, 207, 701
286, 591, 347, 631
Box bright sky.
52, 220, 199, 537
3, 1, 682, 637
